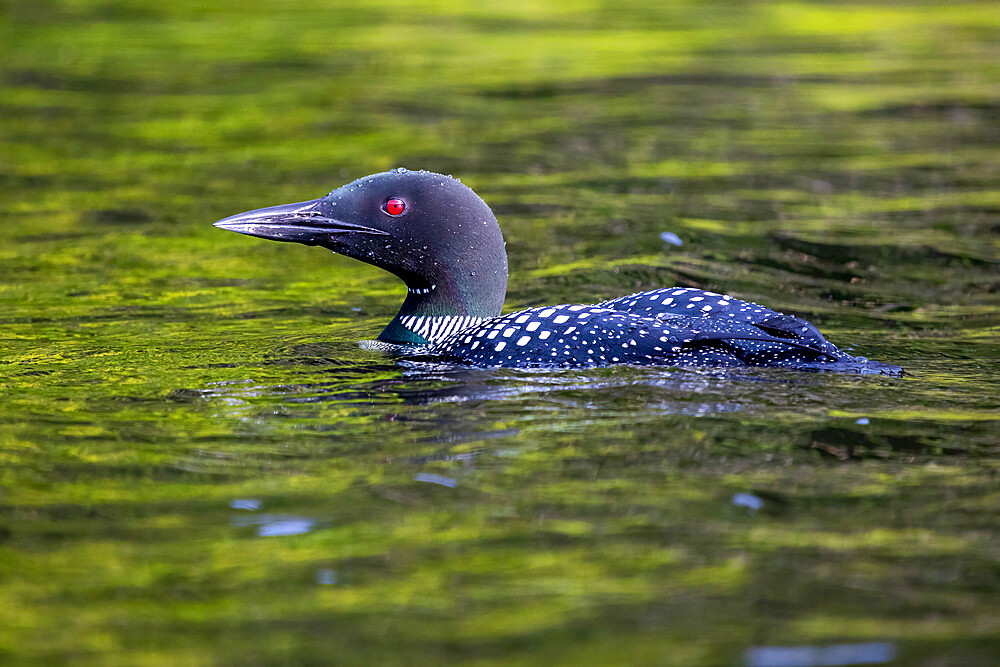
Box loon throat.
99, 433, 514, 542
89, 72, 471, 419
399, 314, 488, 343
213, 168, 902, 374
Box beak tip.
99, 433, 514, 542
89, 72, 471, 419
209, 198, 382, 243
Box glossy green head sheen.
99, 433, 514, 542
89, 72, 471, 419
214, 169, 508, 344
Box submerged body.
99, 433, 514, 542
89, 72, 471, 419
214, 169, 900, 375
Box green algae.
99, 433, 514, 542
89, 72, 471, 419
1, 0, 999, 664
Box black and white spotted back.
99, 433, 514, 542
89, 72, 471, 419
598, 287, 832, 348
421, 288, 899, 374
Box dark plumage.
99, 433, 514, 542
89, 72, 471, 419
214, 169, 900, 374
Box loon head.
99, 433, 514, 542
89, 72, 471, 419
214, 169, 508, 345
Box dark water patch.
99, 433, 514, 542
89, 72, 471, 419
806, 426, 964, 460
858, 99, 1000, 119
89, 208, 155, 225
888, 203, 1000, 222
699, 39, 875, 57
4, 69, 134, 93
0, 170, 118, 197
480, 72, 855, 100
679, 167, 1000, 195
1, 460, 246, 485
211, 57, 332, 78
490, 201, 567, 218
11, 369, 56, 377
9, 231, 97, 243
4, 0, 160, 22
3, 68, 182, 95
448, 15, 578, 33
770, 234, 1000, 270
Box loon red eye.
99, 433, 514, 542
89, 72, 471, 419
384, 198, 406, 216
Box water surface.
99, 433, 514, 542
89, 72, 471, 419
1, 1, 998, 664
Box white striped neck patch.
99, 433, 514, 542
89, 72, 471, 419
399, 314, 486, 343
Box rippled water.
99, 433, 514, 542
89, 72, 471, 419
1, 1, 998, 664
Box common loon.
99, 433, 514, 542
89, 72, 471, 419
214, 169, 900, 374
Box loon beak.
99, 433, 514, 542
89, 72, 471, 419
213, 198, 388, 245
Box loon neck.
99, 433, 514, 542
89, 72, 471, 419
378, 271, 507, 345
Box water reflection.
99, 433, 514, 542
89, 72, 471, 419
171, 355, 936, 470
187, 360, 812, 419
231, 514, 316, 537
414, 472, 458, 488
744, 642, 897, 667
230, 499, 262, 511
315, 569, 339, 585
730, 492, 764, 514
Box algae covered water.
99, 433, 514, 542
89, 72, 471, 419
1, 1, 998, 664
